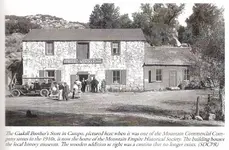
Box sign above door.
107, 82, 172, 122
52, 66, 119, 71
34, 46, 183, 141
63, 58, 103, 64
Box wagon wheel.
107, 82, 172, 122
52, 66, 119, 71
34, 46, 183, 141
11, 89, 20, 97
40, 89, 49, 97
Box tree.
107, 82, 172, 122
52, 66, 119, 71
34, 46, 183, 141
119, 14, 133, 28
186, 4, 222, 37
186, 4, 224, 84
178, 25, 193, 44
5, 18, 41, 35
89, 3, 120, 28
186, 4, 225, 116
132, 3, 185, 46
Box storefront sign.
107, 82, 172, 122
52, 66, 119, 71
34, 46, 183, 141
63, 58, 103, 64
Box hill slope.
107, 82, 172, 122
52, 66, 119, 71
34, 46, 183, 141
5, 14, 87, 65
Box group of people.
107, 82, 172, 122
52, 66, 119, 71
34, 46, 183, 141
49, 77, 107, 101
50, 82, 70, 101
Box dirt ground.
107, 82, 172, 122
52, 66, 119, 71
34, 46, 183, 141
5, 89, 224, 126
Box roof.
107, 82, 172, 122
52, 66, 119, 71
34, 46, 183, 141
144, 46, 194, 66
23, 29, 146, 41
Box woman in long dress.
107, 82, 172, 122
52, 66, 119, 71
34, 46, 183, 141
72, 82, 78, 99
75, 80, 82, 98
58, 82, 64, 100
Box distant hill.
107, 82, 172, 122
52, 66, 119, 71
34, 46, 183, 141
5, 14, 88, 77
5, 14, 88, 35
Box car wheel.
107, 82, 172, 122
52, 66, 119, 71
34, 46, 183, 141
11, 89, 20, 97
40, 89, 49, 97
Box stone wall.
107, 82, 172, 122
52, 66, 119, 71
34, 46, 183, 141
23, 41, 145, 91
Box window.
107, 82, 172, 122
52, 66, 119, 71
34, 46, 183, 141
113, 70, 121, 84
148, 70, 151, 83
184, 69, 190, 80
77, 43, 89, 59
112, 42, 120, 55
46, 70, 55, 78
45, 42, 54, 55
156, 69, 162, 81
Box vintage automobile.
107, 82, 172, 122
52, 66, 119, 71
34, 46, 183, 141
10, 77, 55, 97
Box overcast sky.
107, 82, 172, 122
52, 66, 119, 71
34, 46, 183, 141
4, 0, 224, 26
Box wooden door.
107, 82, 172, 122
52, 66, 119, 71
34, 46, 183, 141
169, 71, 177, 87
70, 75, 76, 90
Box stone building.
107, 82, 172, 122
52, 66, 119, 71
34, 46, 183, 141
22, 29, 193, 91
22, 29, 146, 91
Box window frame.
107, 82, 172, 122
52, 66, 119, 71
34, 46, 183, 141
112, 70, 121, 84
77, 42, 90, 59
111, 42, 120, 56
45, 70, 55, 78
156, 69, 162, 82
45, 41, 54, 55
184, 68, 190, 81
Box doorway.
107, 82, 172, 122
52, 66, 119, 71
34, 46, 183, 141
169, 70, 177, 87
79, 74, 88, 81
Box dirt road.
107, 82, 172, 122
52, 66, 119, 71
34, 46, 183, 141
5, 90, 224, 126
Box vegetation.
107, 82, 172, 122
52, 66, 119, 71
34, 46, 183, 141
89, 3, 185, 46
5, 4, 225, 91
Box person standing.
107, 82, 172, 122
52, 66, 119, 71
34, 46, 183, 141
63, 82, 69, 101
58, 82, 64, 100
85, 79, 90, 92
91, 77, 99, 93
81, 78, 86, 93
75, 79, 82, 98
72, 81, 78, 99
101, 79, 106, 93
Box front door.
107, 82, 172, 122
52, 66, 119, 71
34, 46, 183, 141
169, 71, 177, 87
79, 74, 88, 82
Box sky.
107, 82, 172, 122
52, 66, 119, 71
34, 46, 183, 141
4, 0, 224, 26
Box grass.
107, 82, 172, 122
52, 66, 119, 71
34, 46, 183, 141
107, 104, 188, 119
5, 110, 223, 126
5, 90, 224, 126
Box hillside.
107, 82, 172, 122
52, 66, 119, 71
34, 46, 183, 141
5, 14, 88, 65
5, 14, 88, 84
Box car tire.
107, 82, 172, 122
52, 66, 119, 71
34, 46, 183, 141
11, 89, 20, 97
40, 89, 49, 97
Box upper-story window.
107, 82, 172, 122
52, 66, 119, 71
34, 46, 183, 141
77, 43, 89, 59
45, 41, 54, 55
111, 42, 120, 55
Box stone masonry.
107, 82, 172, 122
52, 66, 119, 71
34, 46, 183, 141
23, 41, 145, 91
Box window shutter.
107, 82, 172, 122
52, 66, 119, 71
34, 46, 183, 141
70, 75, 77, 90
76, 43, 80, 59
118, 42, 121, 55
45, 43, 47, 55
151, 69, 156, 82
148, 70, 151, 83
105, 70, 112, 85
39, 70, 44, 82
182, 69, 185, 80
121, 70, 126, 85
39, 70, 44, 77
110, 42, 113, 55
56, 70, 61, 82
77, 43, 89, 59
